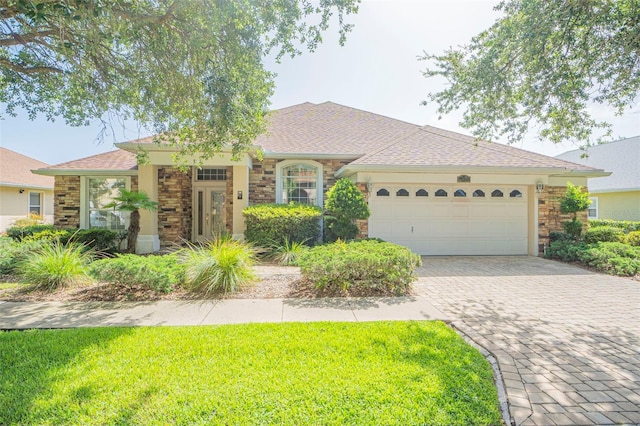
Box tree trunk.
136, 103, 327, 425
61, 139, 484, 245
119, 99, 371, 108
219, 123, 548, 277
127, 209, 140, 253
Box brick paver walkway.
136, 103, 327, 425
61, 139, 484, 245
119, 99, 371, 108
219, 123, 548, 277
414, 256, 640, 426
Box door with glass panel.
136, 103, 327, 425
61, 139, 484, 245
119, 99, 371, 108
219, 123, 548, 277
194, 187, 226, 241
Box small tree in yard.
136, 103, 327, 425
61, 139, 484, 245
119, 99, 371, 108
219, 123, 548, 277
560, 182, 590, 239
105, 190, 158, 253
324, 178, 370, 242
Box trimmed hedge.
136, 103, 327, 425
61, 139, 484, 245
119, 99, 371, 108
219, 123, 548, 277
583, 226, 625, 244
626, 231, 640, 247
243, 203, 322, 247
5, 224, 55, 241
9, 226, 123, 253
588, 219, 640, 233
0, 237, 48, 275
297, 240, 422, 294
546, 240, 640, 276
89, 254, 183, 293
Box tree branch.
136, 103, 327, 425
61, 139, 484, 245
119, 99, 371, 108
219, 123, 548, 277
0, 30, 58, 46
0, 58, 62, 74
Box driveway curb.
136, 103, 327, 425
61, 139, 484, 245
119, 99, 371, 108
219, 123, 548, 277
451, 323, 515, 426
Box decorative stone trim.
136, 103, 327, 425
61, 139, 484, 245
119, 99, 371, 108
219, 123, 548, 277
537, 185, 588, 254
53, 175, 81, 229
157, 167, 192, 246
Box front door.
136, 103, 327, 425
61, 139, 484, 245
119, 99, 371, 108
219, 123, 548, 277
193, 186, 226, 241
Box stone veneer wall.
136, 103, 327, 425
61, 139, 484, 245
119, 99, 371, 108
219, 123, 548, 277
538, 185, 588, 254
53, 175, 138, 230
54, 175, 81, 228
157, 168, 192, 246
355, 182, 369, 239
249, 158, 353, 206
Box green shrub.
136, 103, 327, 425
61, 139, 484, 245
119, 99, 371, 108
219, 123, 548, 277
243, 203, 322, 247
589, 219, 640, 233
324, 178, 370, 242
545, 240, 588, 262
7, 226, 122, 252
5, 224, 55, 241
584, 226, 625, 243
626, 231, 640, 246
297, 240, 421, 294
18, 240, 94, 290
89, 254, 183, 293
0, 238, 48, 274
548, 231, 573, 242
72, 229, 123, 253
576, 242, 640, 276
181, 239, 256, 295
269, 237, 309, 266
563, 218, 584, 239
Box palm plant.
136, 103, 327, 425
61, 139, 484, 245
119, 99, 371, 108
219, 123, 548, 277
105, 190, 158, 253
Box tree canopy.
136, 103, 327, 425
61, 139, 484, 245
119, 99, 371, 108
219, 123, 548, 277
422, 0, 639, 147
1, 0, 359, 159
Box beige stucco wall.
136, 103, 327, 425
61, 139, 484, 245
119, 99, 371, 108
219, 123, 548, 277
0, 186, 54, 232
592, 191, 640, 221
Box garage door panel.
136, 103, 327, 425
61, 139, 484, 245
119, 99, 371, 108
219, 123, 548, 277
369, 185, 529, 255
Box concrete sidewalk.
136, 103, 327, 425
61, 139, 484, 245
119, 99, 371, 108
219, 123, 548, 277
0, 296, 449, 329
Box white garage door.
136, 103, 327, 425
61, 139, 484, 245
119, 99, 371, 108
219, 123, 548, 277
368, 185, 528, 255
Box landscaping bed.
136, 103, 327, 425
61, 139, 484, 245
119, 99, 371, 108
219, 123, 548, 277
0, 322, 502, 425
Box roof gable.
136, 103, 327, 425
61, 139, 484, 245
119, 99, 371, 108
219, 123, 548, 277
38, 150, 138, 173
255, 102, 421, 156
0, 147, 53, 188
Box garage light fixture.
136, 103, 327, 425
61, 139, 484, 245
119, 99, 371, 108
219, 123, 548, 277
535, 181, 545, 195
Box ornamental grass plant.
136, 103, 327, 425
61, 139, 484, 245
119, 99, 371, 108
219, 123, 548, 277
181, 238, 256, 296
18, 240, 93, 291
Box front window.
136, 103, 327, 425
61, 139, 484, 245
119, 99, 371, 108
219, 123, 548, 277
588, 197, 598, 219
28, 192, 42, 215
87, 177, 129, 230
281, 164, 317, 205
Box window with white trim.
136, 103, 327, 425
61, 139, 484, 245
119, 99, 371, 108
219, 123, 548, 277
28, 192, 42, 215
276, 160, 323, 207
588, 197, 598, 219
85, 177, 130, 230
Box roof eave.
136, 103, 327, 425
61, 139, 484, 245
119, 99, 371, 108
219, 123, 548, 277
335, 164, 610, 178
33, 169, 138, 176
261, 152, 361, 160
0, 182, 53, 190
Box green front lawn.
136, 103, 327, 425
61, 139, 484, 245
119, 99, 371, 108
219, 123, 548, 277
1, 322, 501, 425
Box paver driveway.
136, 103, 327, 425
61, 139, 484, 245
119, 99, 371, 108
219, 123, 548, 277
413, 256, 640, 426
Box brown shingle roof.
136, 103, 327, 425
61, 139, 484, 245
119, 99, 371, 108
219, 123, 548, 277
34, 102, 601, 174
348, 126, 599, 171
0, 147, 53, 188
255, 102, 420, 155
40, 150, 137, 172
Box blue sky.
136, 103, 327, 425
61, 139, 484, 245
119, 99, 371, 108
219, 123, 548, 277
1, 0, 638, 165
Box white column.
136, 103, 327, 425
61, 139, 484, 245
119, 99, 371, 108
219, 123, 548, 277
136, 164, 160, 253
232, 165, 249, 239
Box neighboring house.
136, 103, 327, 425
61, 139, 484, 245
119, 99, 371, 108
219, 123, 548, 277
34, 102, 607, 255
556, 136, 640, 221
0, 147, 54, 232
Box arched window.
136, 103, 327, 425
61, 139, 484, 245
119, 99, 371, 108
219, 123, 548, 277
473, 189, 485, 197
416, 189, 428, 197
491, 189, 504, 198
435, 189, 448, 197
510, 190, 523, 198
454, 189, 466, 197
276, 160, 323, 207
376, 188, 390, 196
396, 188, 409, 197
